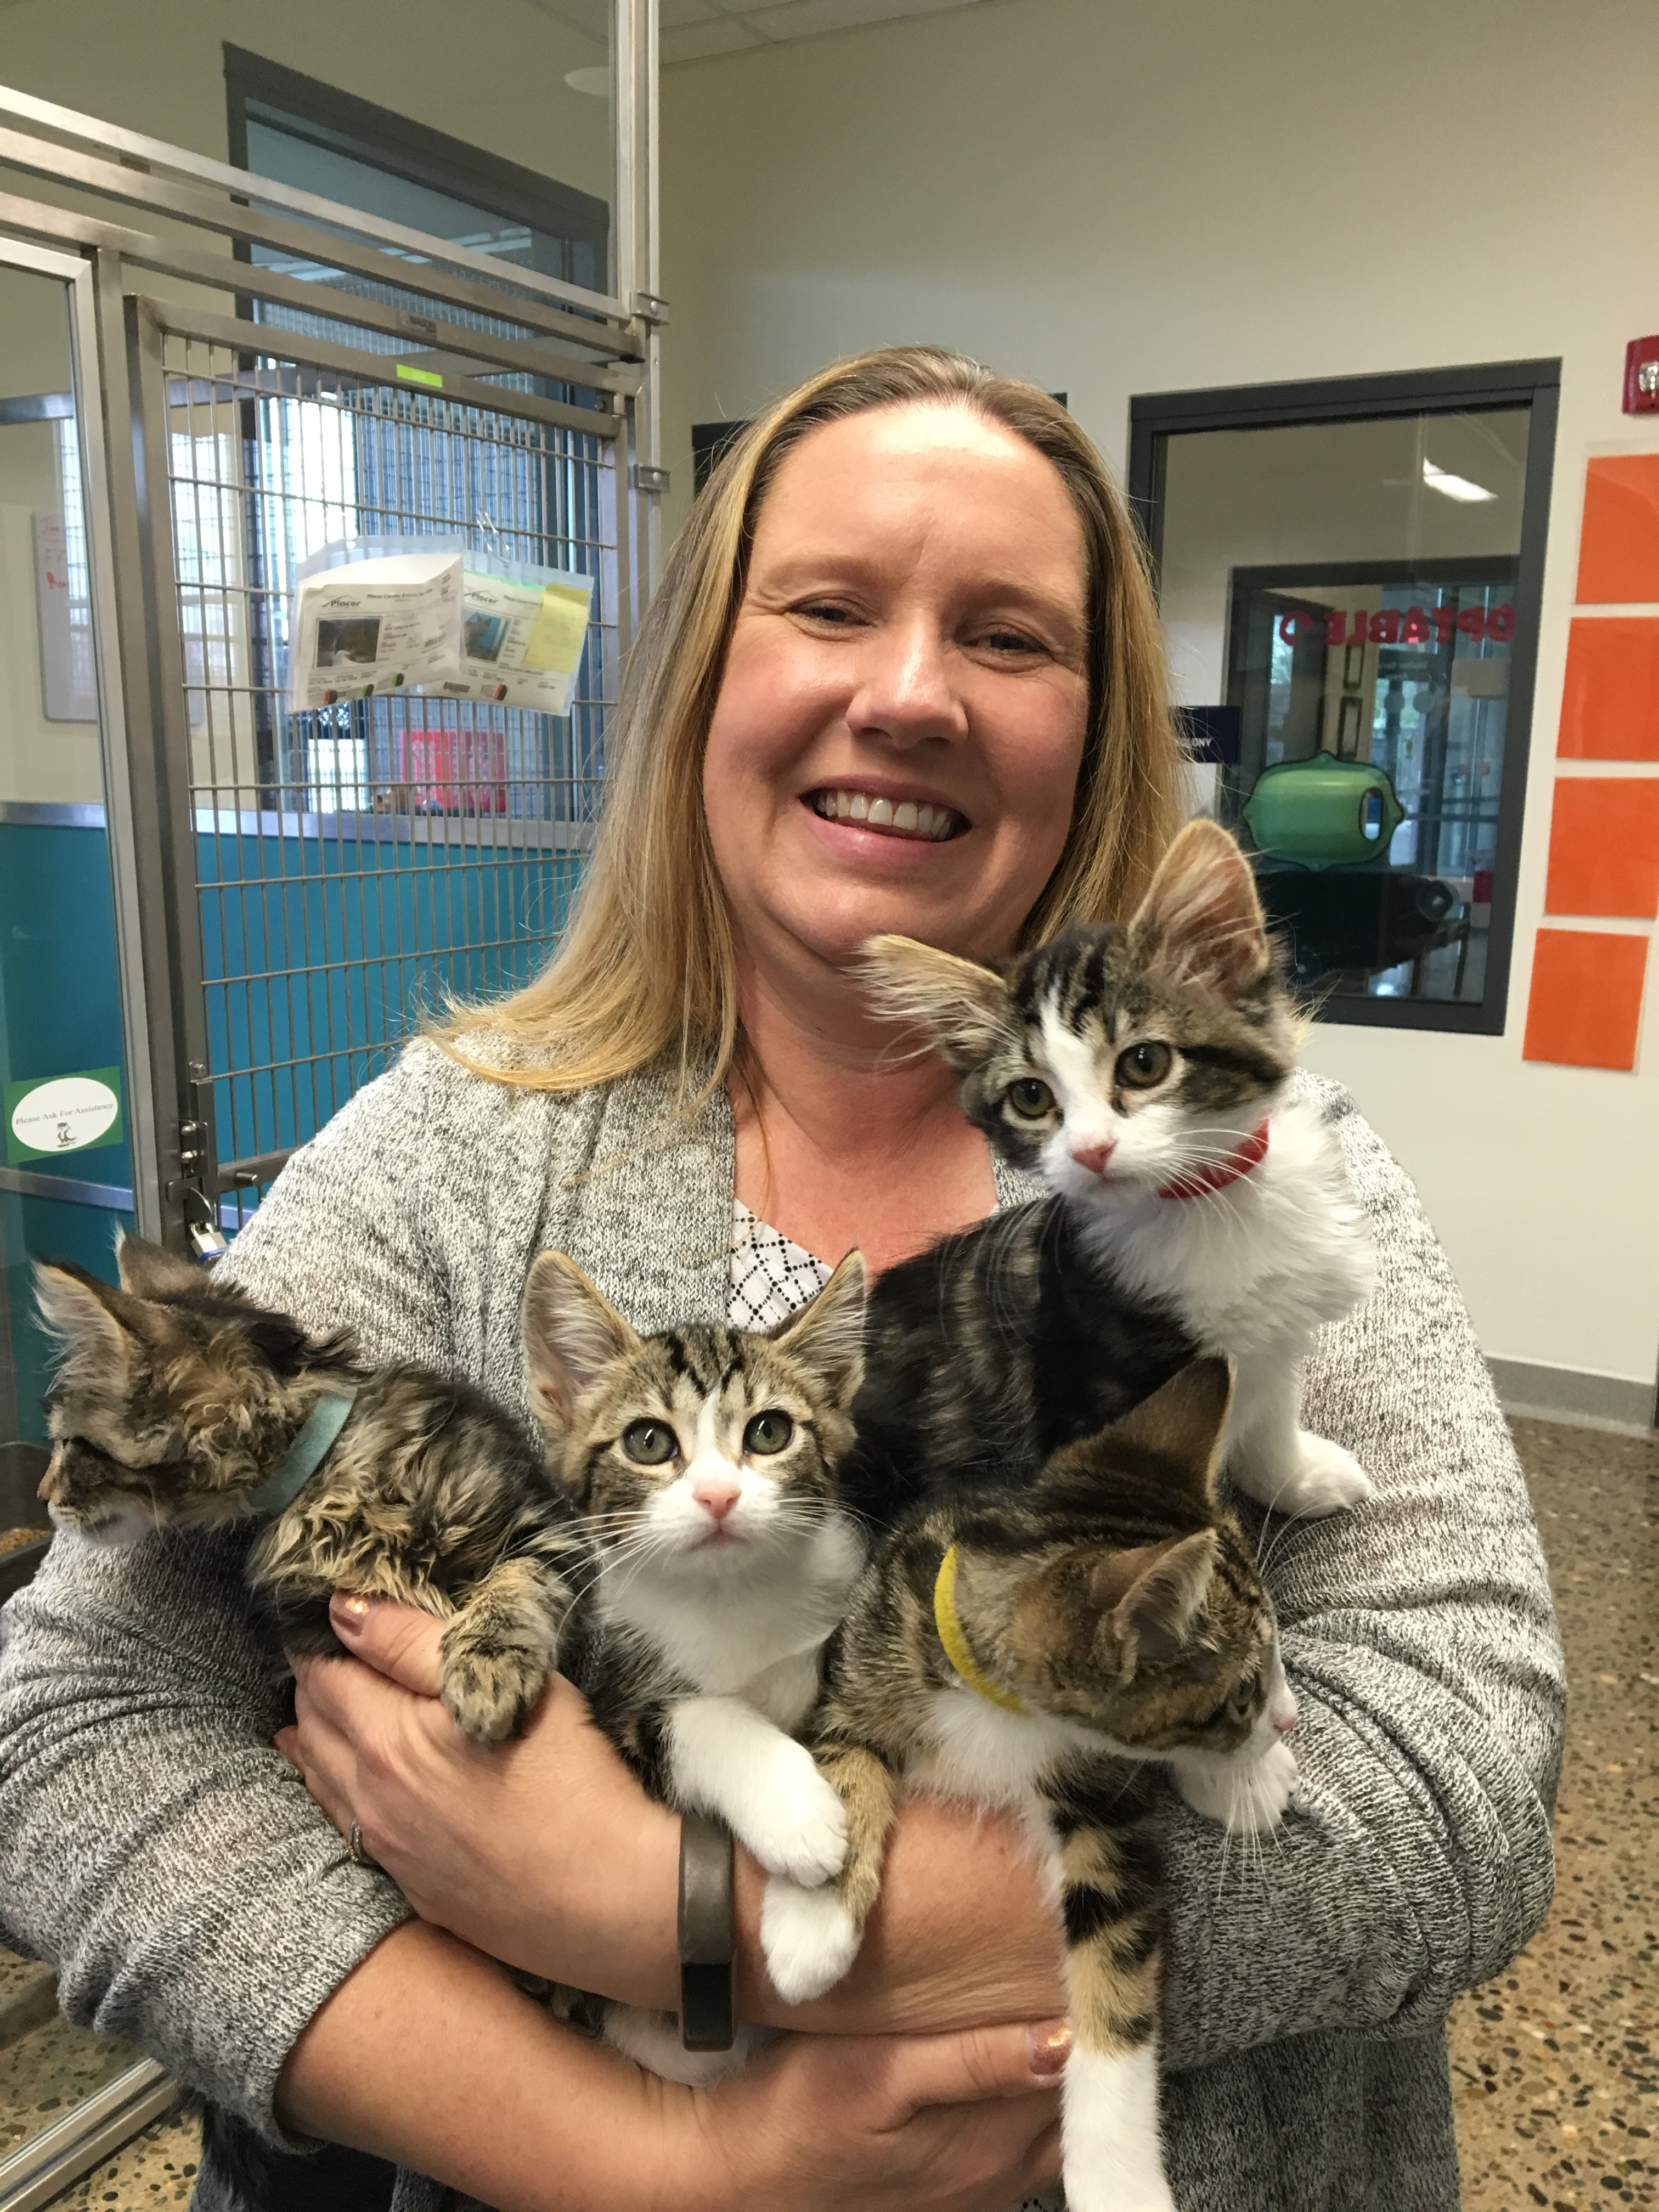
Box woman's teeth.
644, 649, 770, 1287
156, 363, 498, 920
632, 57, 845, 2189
811, 789, 960, 841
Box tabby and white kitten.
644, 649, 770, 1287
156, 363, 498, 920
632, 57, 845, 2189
33, 1237, 585, 1745
861, 816, 1375, 1528
763, 1359, 1294, 2212
519, 1246, 869, 2085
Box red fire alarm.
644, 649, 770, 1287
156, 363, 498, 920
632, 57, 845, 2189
1625, 336, 1659, 413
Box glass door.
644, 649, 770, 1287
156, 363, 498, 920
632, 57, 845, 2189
0, 244, 159, 2175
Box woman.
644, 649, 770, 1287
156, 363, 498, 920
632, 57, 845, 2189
0, 349, 1561, 2212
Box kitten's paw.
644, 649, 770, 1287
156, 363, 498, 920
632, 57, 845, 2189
439, 1639, 551, 1745
735, 1751, 849, 1887
760, 1875, 864, 2004
1172, 1737, 1298, 1833
1278, 1433, 1373, 1518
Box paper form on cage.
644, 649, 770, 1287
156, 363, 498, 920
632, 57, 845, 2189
289, 549, 464, 710
425, 568, 595, 716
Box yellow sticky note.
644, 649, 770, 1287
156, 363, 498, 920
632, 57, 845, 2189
523, 582, 591, 674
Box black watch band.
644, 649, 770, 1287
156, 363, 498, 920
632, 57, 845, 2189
678, 1811, 736, 2052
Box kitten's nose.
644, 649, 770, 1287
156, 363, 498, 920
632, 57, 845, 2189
692, 1474, 741, 1523
1070, 1141, 1115, 1177
1273, 1697, 1299, 1736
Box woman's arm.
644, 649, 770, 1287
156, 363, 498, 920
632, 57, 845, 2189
286, 1598, 1066, 2036
1157, 1079, 1566, 2069
278, 1917, 1066, 2212
0, 1053, 455, 2140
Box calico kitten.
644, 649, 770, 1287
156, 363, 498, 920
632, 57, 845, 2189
859, 816, 1375, 1527
519, 1245, 869, 2086
762, 1359, 1295, 2212
33, 1236, 585, 1745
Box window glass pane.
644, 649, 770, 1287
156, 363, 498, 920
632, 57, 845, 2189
1155, 407, 1531, 1014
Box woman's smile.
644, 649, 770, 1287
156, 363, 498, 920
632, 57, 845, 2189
804, 778, 969, 847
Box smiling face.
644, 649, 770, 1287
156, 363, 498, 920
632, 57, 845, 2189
702, 402, 1091, 979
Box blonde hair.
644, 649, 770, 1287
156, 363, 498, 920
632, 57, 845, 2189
435, 345, 1185, 1094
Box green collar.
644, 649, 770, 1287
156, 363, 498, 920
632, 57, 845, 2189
246, 1387, 358, 1519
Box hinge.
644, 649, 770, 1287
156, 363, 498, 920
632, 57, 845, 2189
631, 462, 671, 495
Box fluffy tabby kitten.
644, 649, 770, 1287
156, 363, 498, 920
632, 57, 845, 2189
763, 1358, 1294, 2212
859, 815, 1375, 1526
33, 1237, 585, 1745
519, 1246, 869, 2085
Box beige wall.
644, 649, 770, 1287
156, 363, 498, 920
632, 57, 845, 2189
659, 0, 1659, 1392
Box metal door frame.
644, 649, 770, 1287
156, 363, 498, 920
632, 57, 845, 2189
0, 235, 160, 1233
0, 14, 664, 1254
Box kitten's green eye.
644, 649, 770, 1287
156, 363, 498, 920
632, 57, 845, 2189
1116, 1041, 1173, 1091
744, 1410, 794, 1457
1006, 1077, 1056, 1121
620, 1419, 677, 1465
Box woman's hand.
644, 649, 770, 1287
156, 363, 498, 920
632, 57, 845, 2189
693, 2018, 1065, 2212
278, 1596, 683, 2007
280, 1595, 1065, 2034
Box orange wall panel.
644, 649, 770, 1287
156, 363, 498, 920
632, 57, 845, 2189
1523, 929, 1649, 1071
1576, 455, 1659, 604
1558, 618, 1659, 760
1544, 778, 1659, 918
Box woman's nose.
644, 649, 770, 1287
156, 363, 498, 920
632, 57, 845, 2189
847, 620, 968, 748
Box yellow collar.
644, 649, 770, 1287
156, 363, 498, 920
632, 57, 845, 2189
933, 1545, 1026, 1715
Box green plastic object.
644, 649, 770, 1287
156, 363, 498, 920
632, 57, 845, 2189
1243, 752, 1406, 870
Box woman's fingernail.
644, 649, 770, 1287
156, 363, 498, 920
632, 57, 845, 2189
333, 1594, 376, 1631
1027, 2022, 1071, 2077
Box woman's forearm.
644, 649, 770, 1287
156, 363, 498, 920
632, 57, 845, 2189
278, 1921, 688, 2212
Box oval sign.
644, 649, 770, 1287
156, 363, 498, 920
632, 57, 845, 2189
9, 1074, 121, 1156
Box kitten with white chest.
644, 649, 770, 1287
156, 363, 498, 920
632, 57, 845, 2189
861, 816, 1376, 1538
518, 1248, 870, 2084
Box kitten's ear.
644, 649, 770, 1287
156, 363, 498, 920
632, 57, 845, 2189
772, 1250, 868, 1407
115, 1233, 203, 1301
1129, 819, 1270, 1002
856, 935, 1014, 1073
1102, 1529, 1220, 1668
32, 1260, 146, 1365
1106, 1357, 1232, 1498
521, 1251, 641, 1434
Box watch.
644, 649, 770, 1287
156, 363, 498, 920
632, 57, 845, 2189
678, 1810, 736, 2052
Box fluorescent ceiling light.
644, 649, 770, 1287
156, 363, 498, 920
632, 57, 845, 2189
564, 66, 610, 94
1422, 459, 1496, 503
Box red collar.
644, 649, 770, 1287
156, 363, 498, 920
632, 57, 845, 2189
1156, 1120, 1270, 1202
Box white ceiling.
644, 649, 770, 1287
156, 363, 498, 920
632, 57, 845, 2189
527, 0, 1001, 67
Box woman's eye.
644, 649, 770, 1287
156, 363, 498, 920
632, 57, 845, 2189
620, 1420, 677, 1466
1116, 1042, 1173, 1090
744, 1410, 794, 1456
1006, 1077, 1056, 1121
794, 599, 858, 627
980, 627, 1043, 657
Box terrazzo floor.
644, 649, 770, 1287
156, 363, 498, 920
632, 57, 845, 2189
1447, 1416, 1656, 2211
2, 1413, 1652, 2209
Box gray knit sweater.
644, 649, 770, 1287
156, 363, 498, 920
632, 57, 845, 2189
0, 1043, 1564, 2212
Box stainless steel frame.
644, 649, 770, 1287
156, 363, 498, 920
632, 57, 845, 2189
0, 13, 662, 1255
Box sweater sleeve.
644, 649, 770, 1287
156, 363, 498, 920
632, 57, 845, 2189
0, 1046, 467, 2142
1158, 1080, 1566, 2072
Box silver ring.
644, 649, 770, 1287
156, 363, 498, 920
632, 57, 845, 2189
348, 1819, 377, 1869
